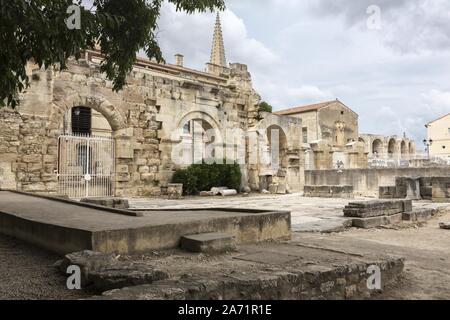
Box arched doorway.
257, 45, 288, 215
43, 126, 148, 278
401, 140, 408, 159
179, 118, 221, 165
388, 138, 397, 158
372, 139, 383, 158
58, 106, 115, 198
409, 142, 415, 155
266, 125, 288, 170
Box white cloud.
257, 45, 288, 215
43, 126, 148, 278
151, 1, 450, 145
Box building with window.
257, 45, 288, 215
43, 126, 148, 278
425, 113, 450, 158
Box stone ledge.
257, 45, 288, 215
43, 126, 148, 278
93, 257, 405, 300
352, 213, 403, 229
180, 232, 236, 253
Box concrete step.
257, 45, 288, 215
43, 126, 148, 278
180, 232, 236, 254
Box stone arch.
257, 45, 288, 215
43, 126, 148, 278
387, 138, 397, 158
255, 114, 295, 149
372, 139, 383, 157
358, 137, 370, 153
176, 110, 221, 132
266, 124, 288, 169
175, 110, 224, 164
401, 140, 408, 158
409, 141, 416, 155
52, 94, 127, 132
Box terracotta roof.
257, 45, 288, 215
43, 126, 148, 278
426, 112, 450, 127
274, 100, 338, 116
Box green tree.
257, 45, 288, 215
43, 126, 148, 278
0, 0, 225, 108
259, 101, 273, 113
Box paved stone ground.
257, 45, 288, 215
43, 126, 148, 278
128, 194, 448, 233
0, 194, 449, 299
291, 209, 450, 299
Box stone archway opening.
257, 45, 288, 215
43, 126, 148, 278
180, 118, 219, 165
409, 142, 415, 155
388, 139, 397, 159
266, 125, 288, 170
372, 139, 383, 158
58, 106, 115, 198
401, 140, 408, 159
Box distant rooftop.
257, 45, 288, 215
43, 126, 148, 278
274, 99, 340, 116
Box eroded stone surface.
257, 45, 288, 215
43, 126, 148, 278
440, 222, 450, 230
56, 250, 168, 291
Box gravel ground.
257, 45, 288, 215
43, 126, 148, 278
0, 234, 90, 300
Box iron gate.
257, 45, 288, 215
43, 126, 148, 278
57, 134, 115, 198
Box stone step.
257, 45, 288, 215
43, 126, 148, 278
180, 232, 236, 254
402, 209, 436, 222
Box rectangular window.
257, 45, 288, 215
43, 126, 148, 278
71, 107, 91, 135
302, 127, 308, 143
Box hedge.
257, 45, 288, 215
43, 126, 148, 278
171, 161, 242, 195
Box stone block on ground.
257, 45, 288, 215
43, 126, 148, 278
200, 191, 214, 196
277, 184, 287, 194
440, 222, 450, 230
55, 250, 168, 291
211, 187, 228, 195
402, 209, 435, 222
344, 200, 408, 218
304, 185, 353, 198
379, 186, 396, 199
89, 262, 168, 292
219, 189, 238, 196
402, 200, 413, 213
54, 250, 117, 286
268, 184, 278, 194
352, 213, 402, 229
167, 183, 183, 199
180, 232, 236, 253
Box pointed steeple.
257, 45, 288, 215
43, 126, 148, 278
210, 13, 227, 67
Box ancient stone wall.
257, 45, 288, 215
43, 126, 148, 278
305, 167, 450, 197
1, 51, 304, 197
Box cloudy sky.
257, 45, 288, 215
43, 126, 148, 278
153, 0, 450, 147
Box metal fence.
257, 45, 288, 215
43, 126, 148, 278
57, 134, 115, 199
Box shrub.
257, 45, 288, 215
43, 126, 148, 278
259, 101, 273, 113
171, 160, 242, 195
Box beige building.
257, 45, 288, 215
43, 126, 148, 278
425, 113, 450, 158
275, 100, 416, 169
274, 99, 359, 147
275, 99, 366, 170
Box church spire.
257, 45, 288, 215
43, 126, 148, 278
210, 13, 227, 67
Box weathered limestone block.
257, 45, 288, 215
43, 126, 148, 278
402, 209, 435, 222
304, 185, 353, 199
180, 233, 236, 254
167, 183, 183, 199
432, 177, 450, 203
211, 187, 228, 195
219, 189, 238, 196
268, 184, 278, 194
22, 154, 42, 163
352, 213, 402, 229
440, 222, 450, 230
344, 200, 411, 218
55, 250, 168, 291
